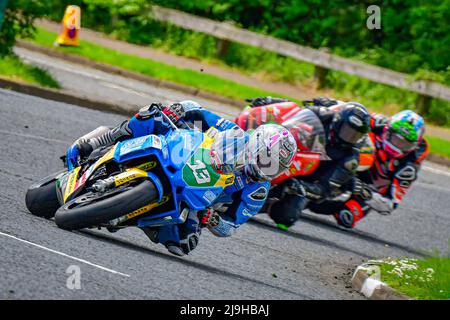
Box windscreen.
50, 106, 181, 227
281, 108, 327, 158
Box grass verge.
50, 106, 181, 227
29, 28, 289, 103
426, 135, 450, 159
376, 256, 450, 300
0, 54, 59, 88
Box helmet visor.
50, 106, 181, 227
387, 130, 418, 152
338, 122, 366, 144
246, 126, 294, 181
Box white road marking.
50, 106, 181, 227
0, 129, 70, 145
17, 51, 112, 83
0, 231, 130, 277
423, 165, 450, 177
101, 82, 149, 98
416, 181, 450, 193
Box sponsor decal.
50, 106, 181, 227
225, 176, 234, 185
136, 161, 157, 171
206, 127, 218, 139
202, 190, 217, 204
126, 195, 170, 220
242, 208, 253, 218
246, 203, 263, 210
119, 137, 145, 155
64, 167, 81, 202
249, 187, 268, 201
152, 136, 162, 149
115, 173, 138, 186
279, 149, 288, 159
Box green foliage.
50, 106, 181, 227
152, 0, 450, 78
0, 54, 59, 88
0, 0, 48, 56
327, 70, 450, 126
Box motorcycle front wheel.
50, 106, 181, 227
54, 179, 158, 231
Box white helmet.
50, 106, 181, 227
245, 124, 297, 182
210, 124, 297, 182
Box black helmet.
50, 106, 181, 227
330, 102, 370, 146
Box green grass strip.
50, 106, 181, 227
426, 135, 450, 159
0, 54, 59, 88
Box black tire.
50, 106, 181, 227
25, 172, 64, 219
54, 180, 158, 231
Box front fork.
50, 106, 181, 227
92, 168, 163, 203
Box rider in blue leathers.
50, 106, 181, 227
67, 101, 296, 256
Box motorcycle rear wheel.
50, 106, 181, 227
55, 179, 158, 231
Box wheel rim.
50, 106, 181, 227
64, 184, 134, 210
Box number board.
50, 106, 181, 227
182, 148, 221, 187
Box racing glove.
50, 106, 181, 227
351, 177, 372, 200
307, 97, 338, 107
198, 208, 220, 228
163, 102, 186, 124
245, 96, 288, 107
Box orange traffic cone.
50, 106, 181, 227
55, 5, 81, 47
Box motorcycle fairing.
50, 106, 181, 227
59, 128, 235, 228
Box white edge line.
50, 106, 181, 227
0, 231, 130, 277
423, 165, 450, 177
0, 129, 70, 145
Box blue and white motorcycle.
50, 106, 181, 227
25, 107, 235, 243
